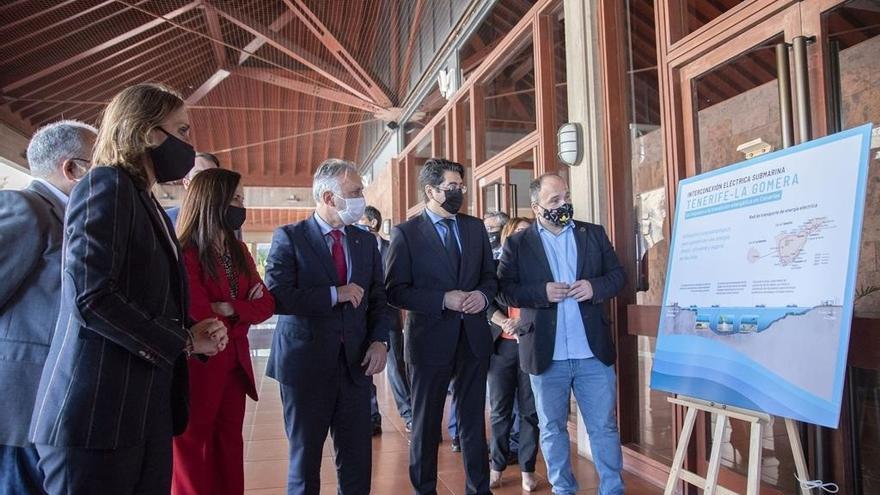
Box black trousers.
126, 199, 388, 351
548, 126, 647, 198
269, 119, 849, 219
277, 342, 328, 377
36, 383, 173, 495
280, 346, 371, 495
487, 339, 539, 473
409, 325, 490, 495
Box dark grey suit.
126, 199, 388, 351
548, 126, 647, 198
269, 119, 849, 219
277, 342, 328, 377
0, 181, 65, 494
29, 166, 191, 494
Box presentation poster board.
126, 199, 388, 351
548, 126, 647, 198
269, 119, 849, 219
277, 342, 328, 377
650, 124, 873, 428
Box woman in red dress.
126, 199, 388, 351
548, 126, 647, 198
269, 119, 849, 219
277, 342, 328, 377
172, 168, 275, 495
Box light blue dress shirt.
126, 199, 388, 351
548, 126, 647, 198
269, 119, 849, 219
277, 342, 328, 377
537, 222, 594, 360
424, 208, 462, 252
314, 213, 351, 306
423, 208, 488, 313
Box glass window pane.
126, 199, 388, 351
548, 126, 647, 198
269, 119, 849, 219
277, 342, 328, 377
673, 0, 748, 42
408, 133, 433, 209
621, 0, 673, 467
693, 35, 784, 173
481, 37, 537, 160
824, 2, 880, 491
459, 0, 538, 81
508, 151, 535, 218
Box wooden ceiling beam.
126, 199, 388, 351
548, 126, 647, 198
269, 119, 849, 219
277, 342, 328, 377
398, 0, 426, 95
238, 11, 294, 65
0, 0, 115, 51
205, 0, 372, 103
201, 4, 227, 68
237, 68, 383, 113
2, 0, 201, 93
185, 68, 231, 105
282, 0, 392, 107
13, 26, 191, 115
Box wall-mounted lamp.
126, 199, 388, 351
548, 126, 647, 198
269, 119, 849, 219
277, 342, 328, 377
557, 123, 582, 166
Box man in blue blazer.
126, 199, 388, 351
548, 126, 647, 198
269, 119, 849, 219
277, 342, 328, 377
498, 173, 626, 495
385, 158, 497, 495
265, 159, 390, 495
0, 121, 95, 494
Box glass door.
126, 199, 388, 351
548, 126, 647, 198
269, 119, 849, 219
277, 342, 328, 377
674, 4, 810, 493
813, 1, 880, 491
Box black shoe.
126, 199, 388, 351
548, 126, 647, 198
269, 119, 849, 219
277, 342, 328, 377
451, 437, 461, 453
372, 422, 382, 436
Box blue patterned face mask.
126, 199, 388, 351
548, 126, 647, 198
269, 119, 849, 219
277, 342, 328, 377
537, 202, 574, 227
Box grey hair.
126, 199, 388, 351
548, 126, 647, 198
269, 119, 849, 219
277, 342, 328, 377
529, 173, 564, 203
312, 158, 359, 203
483, 210, 510, 227
26, 120, 97, 178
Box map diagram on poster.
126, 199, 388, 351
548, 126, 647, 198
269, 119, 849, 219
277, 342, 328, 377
650, 124, 873, 428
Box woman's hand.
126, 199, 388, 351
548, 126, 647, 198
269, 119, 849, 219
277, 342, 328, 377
190, 318, 228, 355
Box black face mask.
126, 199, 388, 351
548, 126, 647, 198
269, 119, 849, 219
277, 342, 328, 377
488, 231, 501, 250
225, 205, 246, 231
437, 188, 464, 215
538, 202, 574, 227
150, 127, 195, 183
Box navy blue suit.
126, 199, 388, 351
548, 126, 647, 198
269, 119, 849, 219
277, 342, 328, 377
265, 215, 390, 495
385, 210, 497, 495
30, 166, 191, 494
0, 181, 66, 494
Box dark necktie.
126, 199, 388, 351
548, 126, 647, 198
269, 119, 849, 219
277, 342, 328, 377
329, 230, 347, 284
441, 218, 460, 275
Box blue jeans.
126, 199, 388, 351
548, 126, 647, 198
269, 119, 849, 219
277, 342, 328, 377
0, 444, 45, 495
530, 358, 624, 495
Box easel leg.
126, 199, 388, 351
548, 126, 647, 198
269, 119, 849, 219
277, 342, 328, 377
746, 421, 763, 495
704, 413, 728, 495
664, 407, 697, 495
785, 418, 813, 495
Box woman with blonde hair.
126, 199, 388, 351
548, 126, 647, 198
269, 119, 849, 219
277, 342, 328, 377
172, 168, 274, 495
30, 83, 228, 494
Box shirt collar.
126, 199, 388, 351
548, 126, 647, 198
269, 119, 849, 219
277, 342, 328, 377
33, 178, 69, 207
314, 212, 345, 237
536, 220, 573, 237
425, 207, 456, 225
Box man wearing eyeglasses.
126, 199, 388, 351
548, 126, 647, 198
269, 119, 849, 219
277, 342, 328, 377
385, 158, 497, 495
0, 120, 95, 494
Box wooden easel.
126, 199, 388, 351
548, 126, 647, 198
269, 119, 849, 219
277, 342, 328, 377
663, 395, 813, 495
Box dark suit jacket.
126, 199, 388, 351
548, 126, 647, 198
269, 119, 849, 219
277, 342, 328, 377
30, 166, 192, 449
497, 221, 625, 373
385, 210, 498, 366
0, 181, 65, 447
264, 216, 390, 388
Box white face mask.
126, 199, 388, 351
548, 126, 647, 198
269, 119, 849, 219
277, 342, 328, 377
334, 195, 366, 226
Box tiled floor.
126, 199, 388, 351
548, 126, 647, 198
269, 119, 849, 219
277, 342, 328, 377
242, 355, 663, 495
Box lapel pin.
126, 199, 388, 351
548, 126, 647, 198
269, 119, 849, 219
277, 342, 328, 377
579, 227, 586, 232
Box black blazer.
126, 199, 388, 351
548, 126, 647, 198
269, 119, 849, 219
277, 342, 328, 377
0, 181, 65, 447
264, 216, 390, 387
497, 221, 625, 373
30, 166, 191, 449
385, 210, 498, 365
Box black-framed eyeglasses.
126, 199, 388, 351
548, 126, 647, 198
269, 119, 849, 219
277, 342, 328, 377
435, 184, 468, 194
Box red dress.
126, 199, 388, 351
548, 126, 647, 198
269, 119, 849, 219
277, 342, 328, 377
172, 243, 275, 495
